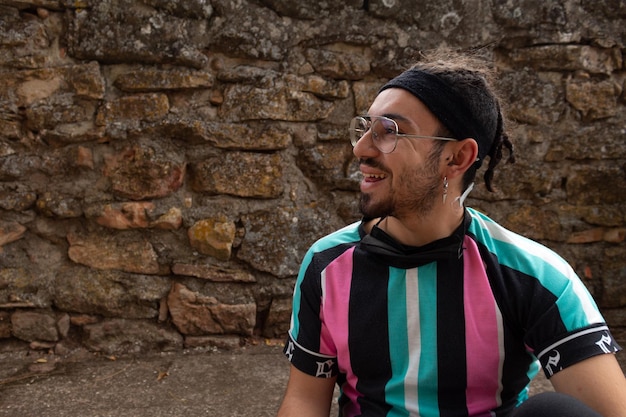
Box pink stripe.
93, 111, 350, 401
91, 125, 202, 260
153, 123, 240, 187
463, 237, 502, 415
321, 247, 361, 417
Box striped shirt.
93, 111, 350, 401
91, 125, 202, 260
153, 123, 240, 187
284, 208, 620, 416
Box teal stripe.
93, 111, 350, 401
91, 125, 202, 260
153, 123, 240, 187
291, 222, 361, 339
517, 358, 540, 406
467, 208, 599, 331
385, 267, 410, 417
417, 263, 439, 417
290, 249, 314, 339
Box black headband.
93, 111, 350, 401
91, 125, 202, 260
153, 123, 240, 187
379, 69, 494, 164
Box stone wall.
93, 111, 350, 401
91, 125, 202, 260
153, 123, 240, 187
0, 0, 625, 355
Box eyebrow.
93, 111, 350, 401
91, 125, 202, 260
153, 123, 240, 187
380, 113, 412, 124
379, 113, 422, 133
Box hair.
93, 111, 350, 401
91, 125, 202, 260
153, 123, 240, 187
411, 48, 515, 192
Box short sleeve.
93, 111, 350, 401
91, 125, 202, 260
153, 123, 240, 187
521, 274, 622, 378
534, 324, 621, 378
283, 251, 339, 378
284, 333, 339, 378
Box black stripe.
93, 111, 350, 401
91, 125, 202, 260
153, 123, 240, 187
348, 246, 393, 416
436, 258, 469, 417
473, 239, 566, 413
296, 244, 355, 352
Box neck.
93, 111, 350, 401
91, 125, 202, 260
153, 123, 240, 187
366, 204, 465, 247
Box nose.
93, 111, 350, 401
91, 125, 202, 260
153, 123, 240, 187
352, 129, 379, 159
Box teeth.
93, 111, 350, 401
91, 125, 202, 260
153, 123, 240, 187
365, 173, 386, 179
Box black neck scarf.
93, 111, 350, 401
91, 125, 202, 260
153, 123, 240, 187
357, 212, 470, 269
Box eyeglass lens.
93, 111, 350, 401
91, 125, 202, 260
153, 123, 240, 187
350, 117, 397, 153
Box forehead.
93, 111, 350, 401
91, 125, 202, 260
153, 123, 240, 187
368, 88, 441, 133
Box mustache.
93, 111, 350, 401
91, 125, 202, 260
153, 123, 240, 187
358, 158, 387, 171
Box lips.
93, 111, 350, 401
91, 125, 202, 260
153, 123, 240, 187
360, 166, 388, 191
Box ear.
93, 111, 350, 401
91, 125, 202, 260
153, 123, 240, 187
443, 138, 479, 180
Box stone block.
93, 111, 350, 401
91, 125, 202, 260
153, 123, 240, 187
297, 74, 350, 99
190, 152, 283, 198
567, 165, 626, 205
11, 310, 58, 342
353, 81, 383, 115
505, 206, 562, 241
0, 184, 37, 211
167, 283, 256, 336
0, 7, 53, 68
67, 232, 160, 274
114, 67, 214, 92
256, 0, 360, 19
104, 144, 186, 200
150, 207, 183, 230
93, 202, 155, 230
498, 69, 565, 125
220, 84, 335, 122
0, 220, 26, 247
545, 121, 626, 162
205, 2, 289, 61
97, 93, 170, 130
172, 264, 256, 283
36, 192, 83, 218
54, 266, 170, 318
0, 311, 11, 338
188, 217, 236, 261
238, 206, 342, 278
204, 122, 292, 151
263, 297, 292, 338
600, 246, 626, 308
504, 45, 618, 74
0, 266, 54, 311
82, 318, 183, 354
304, 49, 370, 81
66, 0, 208, 68
297, 142, 357, 191
565, 77, 619, 120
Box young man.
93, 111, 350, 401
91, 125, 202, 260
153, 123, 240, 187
277, 51, 626, 417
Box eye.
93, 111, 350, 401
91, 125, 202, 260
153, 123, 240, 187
378, 119, 397, 136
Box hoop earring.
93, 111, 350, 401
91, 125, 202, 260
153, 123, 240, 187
442, 176, 448, 204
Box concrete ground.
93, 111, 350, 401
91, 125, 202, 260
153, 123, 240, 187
0, 340, 290, 417
0, 339, 554, 417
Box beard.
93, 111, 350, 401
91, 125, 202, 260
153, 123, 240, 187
359, 148, 442, 220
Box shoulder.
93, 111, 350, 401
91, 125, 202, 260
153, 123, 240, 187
297, 221, 362, 275
466, 208, 569, 266
308, 221, 363, 254
465, 208, 579, 287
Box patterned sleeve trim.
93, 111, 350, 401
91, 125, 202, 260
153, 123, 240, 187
536, 324, 622, 378
283, 332, 338, 378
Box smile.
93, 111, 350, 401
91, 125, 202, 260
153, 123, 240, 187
363, 173, 387, 180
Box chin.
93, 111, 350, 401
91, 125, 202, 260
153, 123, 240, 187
359, 195, 391, 219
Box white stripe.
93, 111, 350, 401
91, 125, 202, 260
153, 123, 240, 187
320, 268, 326, 311
537, 325, 609, 359
286, 331, 336, 359
404, 268, 420, 414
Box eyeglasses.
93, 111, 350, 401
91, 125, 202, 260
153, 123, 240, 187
349, 115, 456, 153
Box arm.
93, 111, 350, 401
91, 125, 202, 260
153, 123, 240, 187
550, 353, 626, 417
277, 365, 337, 417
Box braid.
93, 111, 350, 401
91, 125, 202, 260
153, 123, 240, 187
483, 104, 515, 192
484, 132, 515, 192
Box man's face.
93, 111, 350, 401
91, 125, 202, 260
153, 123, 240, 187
353, 88, 447, 220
